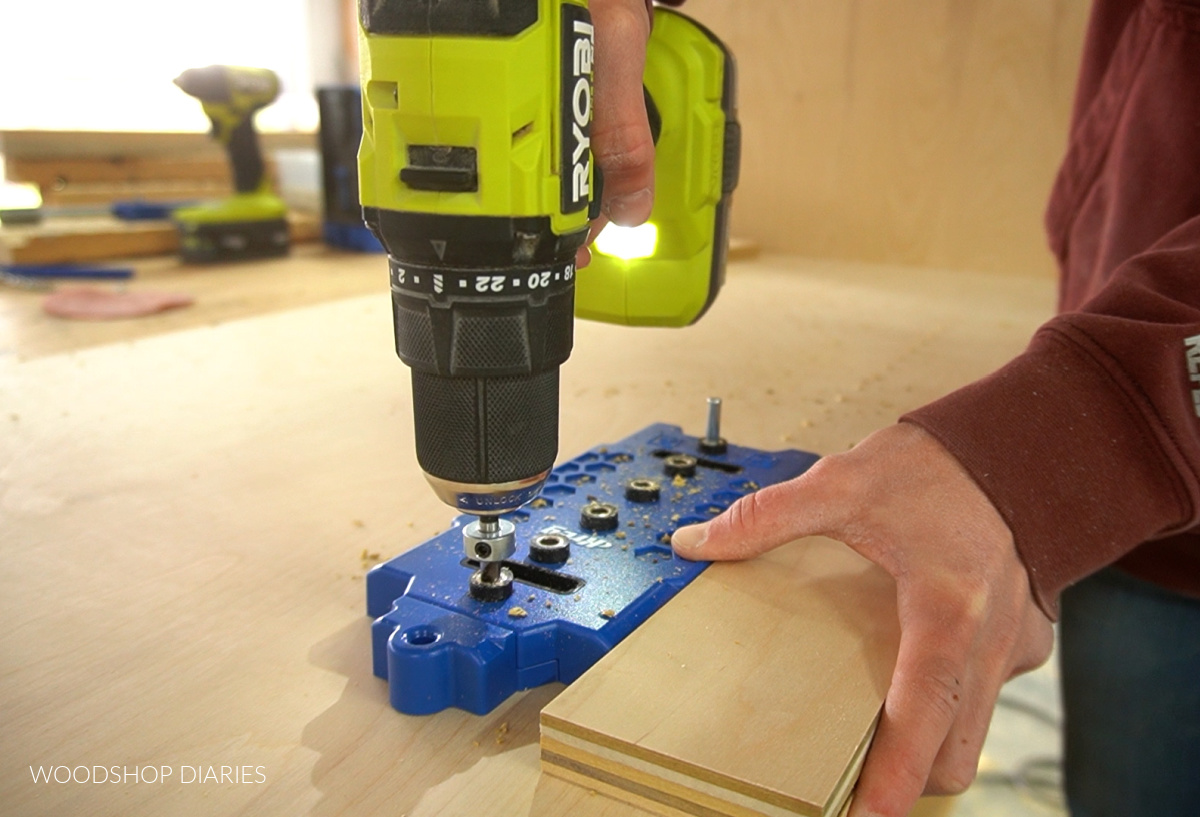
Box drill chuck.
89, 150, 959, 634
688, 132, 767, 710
365, 208, 587, 513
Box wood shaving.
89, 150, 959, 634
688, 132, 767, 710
507, 606, 528, 618
599, 609, 616, 619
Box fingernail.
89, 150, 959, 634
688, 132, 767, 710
603, 188, 652, 227
671, 523, 708, 554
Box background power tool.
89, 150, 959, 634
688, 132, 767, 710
173, 65, 290, 263
358, 1, 739, 602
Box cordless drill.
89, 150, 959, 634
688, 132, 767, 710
174, 65, 290, 263
358, 1, 739, 601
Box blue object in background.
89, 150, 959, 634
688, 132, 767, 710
367, 423, 820, 716
111, 200, 194, 220
0, 263, 133, 280
322, 221, 383, 253
317, 86, 384, 253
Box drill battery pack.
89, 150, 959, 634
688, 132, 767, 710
177, 216, 290, 264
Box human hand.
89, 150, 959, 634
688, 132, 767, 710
576, 0, 657, 268
671, 422, 1054, 817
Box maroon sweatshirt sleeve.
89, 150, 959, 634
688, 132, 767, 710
903, 0, 1200, 619
904, 221, 1200, 617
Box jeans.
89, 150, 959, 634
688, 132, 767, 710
1060, 567, 1200, 817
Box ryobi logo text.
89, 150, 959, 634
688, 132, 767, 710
561, 5, 594, 213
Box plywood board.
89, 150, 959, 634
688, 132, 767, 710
541, 538, 899, 817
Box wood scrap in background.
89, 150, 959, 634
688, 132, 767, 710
7, 156, 233, 207
541, 537, 900, 817
0, 217, 178, 265
0, 213, 320, 265
1, 130, 313, 206
0, 131, 321, 264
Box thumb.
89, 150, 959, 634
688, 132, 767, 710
671, 475, 831, 561
590, 0, 656, 226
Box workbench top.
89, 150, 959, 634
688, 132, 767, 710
0, 255, 1053, 816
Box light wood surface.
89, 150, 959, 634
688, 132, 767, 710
679, 0, 1088, 278
0, 255, 1053, 816
542, 537, 898, 817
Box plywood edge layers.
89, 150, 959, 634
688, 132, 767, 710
543, 725, 832, 817
541, 760, 699, 817
543, 739, 792, 817
541, 714, 814, 812
543, 706, 879, 814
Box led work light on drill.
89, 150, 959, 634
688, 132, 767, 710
358, 1, 740, 603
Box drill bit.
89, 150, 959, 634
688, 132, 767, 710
705, 397, 722, 445
476, 514, 504, 584
700, 396, 728, 454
